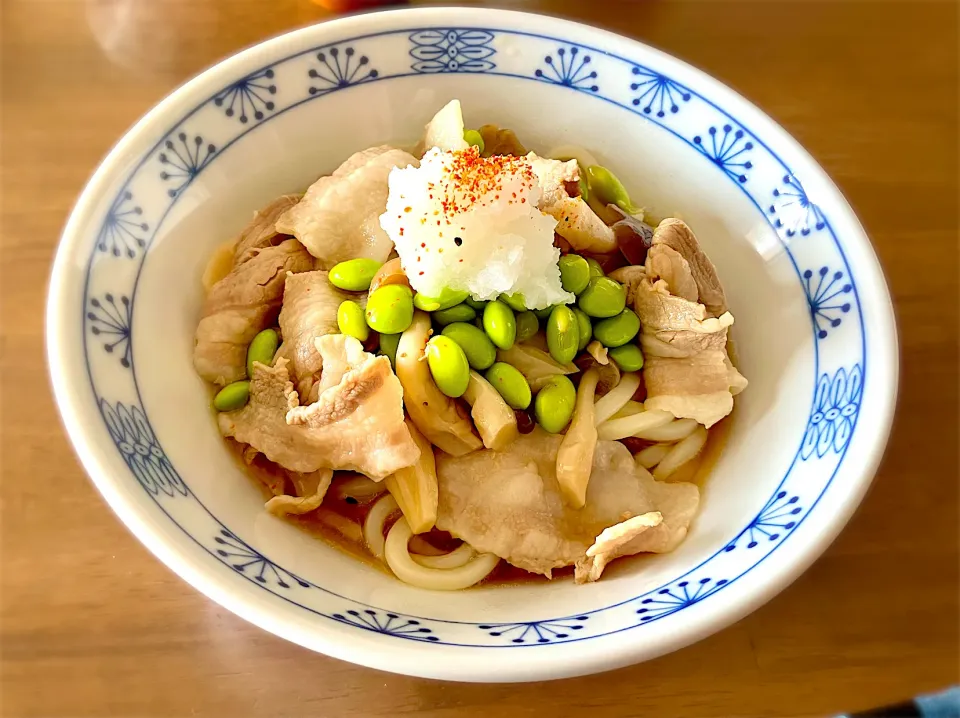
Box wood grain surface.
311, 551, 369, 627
2, 1, 957, 716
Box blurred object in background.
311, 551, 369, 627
841, 686, 959, 718
311, 0, 407, 10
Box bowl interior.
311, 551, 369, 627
135, 76, 809, 619
51, 9, 891, 680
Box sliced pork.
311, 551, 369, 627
633, 219, 747, 427
194, 239, 313, 385
218, 336, 419, 479
435, 431, 698, 582
233, 194, 301, 266
276, 270, 355, 403
276, 146, 418, 269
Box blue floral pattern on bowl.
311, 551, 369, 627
76, 24, 867, 648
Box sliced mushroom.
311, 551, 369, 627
556, 368, 600, 508
608, 205, 654, 266
574, 351, 620, 396
462, 371, 519, 450
369, 257, 410, 294
396, 312, 482, 456
384, 419, 439, 534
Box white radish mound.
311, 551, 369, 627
380, 148, 574, 309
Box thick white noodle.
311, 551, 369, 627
635, 443, 672, 469
634, 418, 700, 442
654, 426, 709, 480
333, 473, 387, 501
597, 409, 673, 441
593, 373, 641, 426
411, 543, 476, 569
611, 400, 645, 420
363, 494, 399, 560
385, 518, 500, 590
408, 534, 446, 556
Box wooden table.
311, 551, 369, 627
2, 1, 957, 715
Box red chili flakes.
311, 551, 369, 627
399, 228, 404, 236
436, 147, 535, 218
421, 243, 426, 248
404, 206, 412, 213
419, 271, 425, 276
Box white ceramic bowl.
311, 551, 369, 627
47, 7, 898, 682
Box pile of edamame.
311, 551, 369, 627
213, 161, 648, 439
325, 248, 644, 435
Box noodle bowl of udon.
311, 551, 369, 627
47, 8, 897, 681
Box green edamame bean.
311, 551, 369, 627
463, 129, 485, 154
546, 306, 580, 364
515, 311, 539, 343
413, 287, 470, 312
464, 296, 487, 310
246, 328, 279, 376
593, 309, 640, 348
432, 303, 477, 326
572, 308, 592, 351
586, 165, 638, 213
337, 300, 370, 342
485, 362, 532, 410
483, 300, 516, 350
328, 258, 382, 292
426, 335, 470, 398
441, 322, 496, 370
379, 332, 401, 369
608, 344, 645, 372
577, 277, 626, 318
500, 293, 527, 312
586, 257, 605, 279
214, 380, 250, 412
534, 374, 577, 433
559, 254, 591, 295
534, 305, 556, 320
365, 284, 414, 334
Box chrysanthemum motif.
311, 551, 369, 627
630, 66, 691, 117
214, 529, 309, 589
768, 174, 826, 237
409, 29, 495, 73
88, 293, 132, 368
693, 125, 753, 183
636, 578, 728, 621
308, 46, 378, 95
99, 400, 187, 497
804, 266, 853, 339
725, 491, 802, 551
802, 364, 862, 459
214, 68, 277, 124
330, 609, 440, 642
96, 191, 148, 258
535, 46, 598, 92
158, 132, 216, 198
478, 616, 588, 644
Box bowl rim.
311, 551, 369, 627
46, 6, 899, 681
